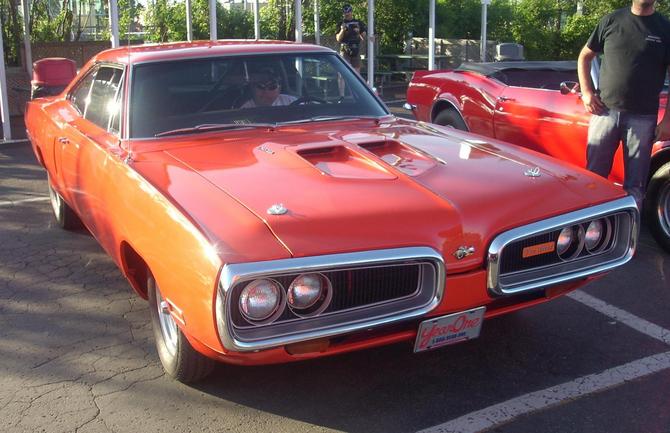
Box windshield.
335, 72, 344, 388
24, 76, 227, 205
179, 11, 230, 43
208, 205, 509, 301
129, 52, 388, 138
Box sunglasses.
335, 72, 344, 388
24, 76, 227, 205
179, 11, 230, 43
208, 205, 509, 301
254, 81, 279, 91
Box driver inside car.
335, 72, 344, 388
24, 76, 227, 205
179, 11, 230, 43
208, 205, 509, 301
240, 68, 297, 108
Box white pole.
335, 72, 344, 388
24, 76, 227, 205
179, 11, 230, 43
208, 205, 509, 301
428, 0, 435, 70
480, 0, 489, 62
0, 13, 12, 140
186, 0, 193, 41
210, 0, 217, 40
313, 0, 320, 45
294, 0, 302, 42
367, 0, 374, 87
254, 0, 260, 39
109, 0, 119, 48
22, 0, 32, 77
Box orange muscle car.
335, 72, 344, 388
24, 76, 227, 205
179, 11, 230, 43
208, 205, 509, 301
25, 42, 638, 383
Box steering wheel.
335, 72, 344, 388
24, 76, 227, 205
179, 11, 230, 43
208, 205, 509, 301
290, 96, 328, 106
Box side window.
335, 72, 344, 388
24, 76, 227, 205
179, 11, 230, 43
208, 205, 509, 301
70, 70, 96, 115
84, 66, 124, 131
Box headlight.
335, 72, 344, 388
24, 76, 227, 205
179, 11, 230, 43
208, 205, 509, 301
287, 273, 332, 316
239, 279, 284, 323
557, 225, 584, 260
585, 219, 603, 251
556, 227, 573, 256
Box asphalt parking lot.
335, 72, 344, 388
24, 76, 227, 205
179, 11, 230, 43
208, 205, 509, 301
1, 132, 669, 433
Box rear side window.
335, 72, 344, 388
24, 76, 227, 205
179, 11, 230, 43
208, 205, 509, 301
84, 66, 124, 131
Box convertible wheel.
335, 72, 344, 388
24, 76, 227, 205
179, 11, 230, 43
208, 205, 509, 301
148, 274, 215, 383
646, 161, 670, 253
47, 177, 81, 230
434, 109, 468, 131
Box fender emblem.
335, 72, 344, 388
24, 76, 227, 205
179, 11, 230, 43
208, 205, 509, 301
524, 167, 541, 178
454, 246, 475, 260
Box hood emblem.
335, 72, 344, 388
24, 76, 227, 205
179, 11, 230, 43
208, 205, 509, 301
258, 145, 275, 155
454, 246, 475, 260
267, 203, 288, 215
524, 167, 541, 178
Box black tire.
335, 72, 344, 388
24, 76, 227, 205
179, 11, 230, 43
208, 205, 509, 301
645, 161, 670, 253
433, 109, 468, 131
148, 273, 215, 383
47, 177, 81, 230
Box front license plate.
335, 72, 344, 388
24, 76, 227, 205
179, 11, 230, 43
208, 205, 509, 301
414, 307, 486, 353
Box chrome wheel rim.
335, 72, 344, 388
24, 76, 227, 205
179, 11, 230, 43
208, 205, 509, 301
657, 180, 670, 238
155, 287, 179, 356
48, 184, 60, 217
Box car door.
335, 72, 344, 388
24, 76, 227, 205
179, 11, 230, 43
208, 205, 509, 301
59, 64, 125, 242
493, 71, 593, 171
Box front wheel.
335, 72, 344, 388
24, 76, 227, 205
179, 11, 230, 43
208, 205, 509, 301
148, 274, 215, 383
646, 161, 670, 253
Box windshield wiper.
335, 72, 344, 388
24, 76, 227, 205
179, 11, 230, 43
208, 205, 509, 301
281, 115, 381, 125
155, 122, 276, 137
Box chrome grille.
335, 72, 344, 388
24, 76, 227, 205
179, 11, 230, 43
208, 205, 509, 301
487, 197, 638, 296
230, 264, 422, 327
216, 247, 445, 351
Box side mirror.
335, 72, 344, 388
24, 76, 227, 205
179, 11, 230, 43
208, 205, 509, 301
403, 102, 417, 111
560, 81, 580, 95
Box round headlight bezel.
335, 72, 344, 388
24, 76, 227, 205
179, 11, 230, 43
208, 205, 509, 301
286, 273, 332, 317
584, 218, 612, 254
238, 278, 286, 325
556, 225, 585, 261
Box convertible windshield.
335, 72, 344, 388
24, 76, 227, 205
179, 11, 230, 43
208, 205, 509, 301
129, 53, 388, 138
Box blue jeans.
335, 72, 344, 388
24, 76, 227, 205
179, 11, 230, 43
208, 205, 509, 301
586, 109, 657, 207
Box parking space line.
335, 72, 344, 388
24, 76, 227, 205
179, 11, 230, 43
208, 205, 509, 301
416, 351, 670, 433
417, 290, 670, 433
0, 196, 50, 207
568, 290, 670, 346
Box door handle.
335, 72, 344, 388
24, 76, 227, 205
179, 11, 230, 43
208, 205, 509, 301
58, 137, 69, 144
498, 96, 515, 102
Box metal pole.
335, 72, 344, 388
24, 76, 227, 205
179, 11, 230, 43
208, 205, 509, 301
0, 13, 12, 140
480, 0, 489, 62
294, 0, 302, 42
109, 0, 119, 48
210, 0, 217, 40
313, 0, 320, 45
254, 0, 260, 39
22, 0, 32, 77
428, 0, 435, 70
186, 0, 193, 41
367, 0, 374, 87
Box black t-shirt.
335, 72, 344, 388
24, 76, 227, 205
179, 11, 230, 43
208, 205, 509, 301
587, 8, 670, 114
337, 18, 367, 45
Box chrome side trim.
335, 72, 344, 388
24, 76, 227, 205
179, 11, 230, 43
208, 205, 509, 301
216, 247, 445, 352
487, 196, 639, 296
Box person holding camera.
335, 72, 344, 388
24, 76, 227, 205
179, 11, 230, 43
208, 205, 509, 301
336, 4, 367, 73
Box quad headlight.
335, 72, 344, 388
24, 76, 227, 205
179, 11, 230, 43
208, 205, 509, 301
239, 279, 285, 323
287, 273, 332, 316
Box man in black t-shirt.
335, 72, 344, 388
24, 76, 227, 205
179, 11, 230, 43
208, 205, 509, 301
578, 0, 670, 208
336, 4, 367, 73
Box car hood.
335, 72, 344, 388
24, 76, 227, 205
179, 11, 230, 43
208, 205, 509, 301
132, 118, 625, 271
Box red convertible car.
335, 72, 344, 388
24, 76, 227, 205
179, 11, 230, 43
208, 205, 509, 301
406, 61, 670, 252
25, 42, 638, 384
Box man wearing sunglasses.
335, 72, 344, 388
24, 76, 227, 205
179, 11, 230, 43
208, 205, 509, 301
241, 69, 297, 108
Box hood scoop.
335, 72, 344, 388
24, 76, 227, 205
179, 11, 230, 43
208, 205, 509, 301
358, 139, 438, 176
296, 145, 396, 180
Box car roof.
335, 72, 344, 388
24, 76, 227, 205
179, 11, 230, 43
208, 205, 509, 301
457, 61, 577, 76
94, 40, 335, 65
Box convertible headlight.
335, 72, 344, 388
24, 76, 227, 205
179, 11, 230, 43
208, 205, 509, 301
239, 279, 285, 323
287, 273, 332, 316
